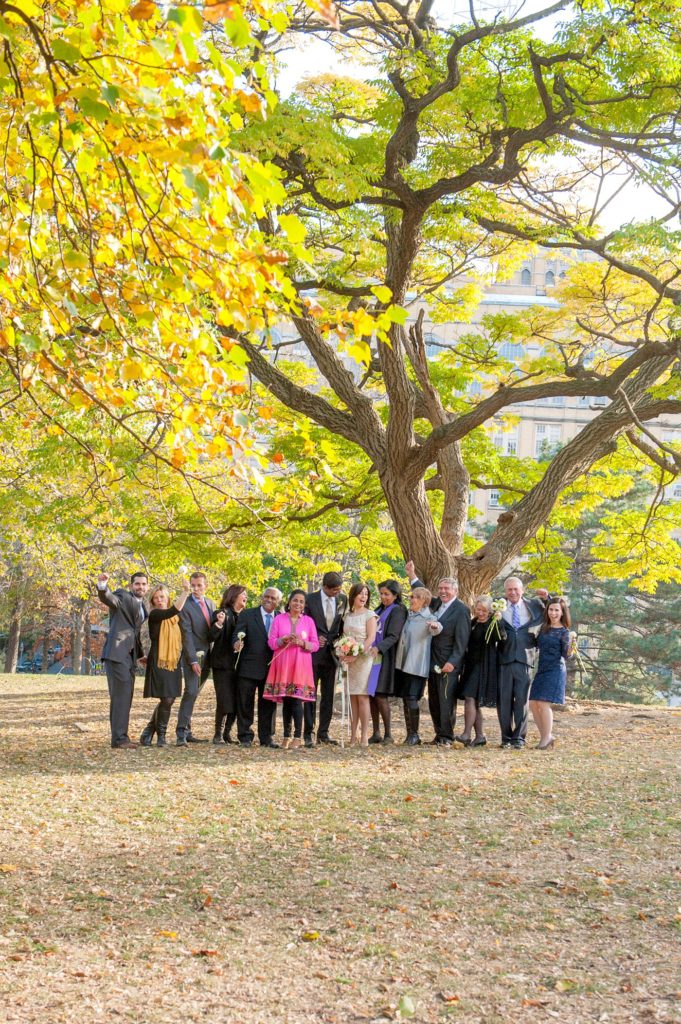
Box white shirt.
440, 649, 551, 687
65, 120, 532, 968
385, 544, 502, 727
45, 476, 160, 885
503, 599, 530, 627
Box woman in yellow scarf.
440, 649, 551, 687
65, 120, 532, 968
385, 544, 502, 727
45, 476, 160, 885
140, 579, 191, 747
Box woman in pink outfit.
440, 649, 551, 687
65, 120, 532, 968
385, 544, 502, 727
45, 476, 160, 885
264, 589, 319, 749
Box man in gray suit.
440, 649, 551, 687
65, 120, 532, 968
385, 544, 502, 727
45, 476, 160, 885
97, 570, 149, 749
406, 561, 471, 747
498, 576, 547, 748
176, 571, 215, 746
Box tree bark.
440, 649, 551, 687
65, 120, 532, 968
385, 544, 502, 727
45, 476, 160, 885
71, 597, 87, 676
4, 591, 24, 673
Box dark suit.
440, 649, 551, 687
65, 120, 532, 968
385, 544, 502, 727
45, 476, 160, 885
176, 595, 215, 738
497, 597, 545, 745
235, 605, 276, 745
304, 590, 348, 741
97, 586, 146, 747
425, 594, 470, 742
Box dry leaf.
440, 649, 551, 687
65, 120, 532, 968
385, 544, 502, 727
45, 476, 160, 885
129, 0, 157, 20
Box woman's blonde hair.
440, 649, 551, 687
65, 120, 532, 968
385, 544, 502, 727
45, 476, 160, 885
411, 586, 432, 606
148, 584, 169, 608
473, 595, 493, 614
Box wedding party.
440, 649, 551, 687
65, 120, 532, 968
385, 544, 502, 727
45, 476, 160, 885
96, 564, 573, 754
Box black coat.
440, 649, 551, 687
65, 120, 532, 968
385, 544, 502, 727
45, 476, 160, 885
209, 607, 239, 674
372, 602, 408, 697
234, 605, 272, 682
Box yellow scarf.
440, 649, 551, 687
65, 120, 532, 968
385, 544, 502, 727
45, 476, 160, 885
157, 616, 182, 671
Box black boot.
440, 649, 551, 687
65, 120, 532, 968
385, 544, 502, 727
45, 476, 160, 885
139, 708, 157, 747
406, 705, 421, 746
223, 712, 237, 744
157, 701, 172, 747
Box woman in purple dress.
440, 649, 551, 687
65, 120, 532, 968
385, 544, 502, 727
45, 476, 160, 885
368, 580, 408, 745
529, 597, 571, 750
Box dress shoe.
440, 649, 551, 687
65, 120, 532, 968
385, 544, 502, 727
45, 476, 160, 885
404, 733, 421, 746
368, 732, 382, 745
212, 734, 225, 745
176, 733, 188, 747
318, 736, 338, 745
303, 737, 315, 748
382, 735, 395, 745
453, 734, 472, 746
112, 740, 138, 749
500, 742, 512, 749
186, 734, 208, 744
511, 740, 524, 749
472, 736, 487, 747
537, 738, 556, 750
261, 741, 280, 749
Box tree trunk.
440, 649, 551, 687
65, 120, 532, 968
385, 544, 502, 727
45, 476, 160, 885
4, 592, 24, 673
71, 597, 87, 676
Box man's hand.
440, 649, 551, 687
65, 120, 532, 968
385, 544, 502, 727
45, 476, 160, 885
191, 662, 201, 676
441, 662, 455, 674
233, 639, 244, 653
318, 635, 327, 648
138, 656, 148, 666
536, 588, 549, 601
405, 559, 415, 579
97, 572, 109, 586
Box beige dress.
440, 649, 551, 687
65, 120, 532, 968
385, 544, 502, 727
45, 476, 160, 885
343, 608, 377, 695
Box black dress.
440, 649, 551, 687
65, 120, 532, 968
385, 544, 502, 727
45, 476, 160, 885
373, 602, 408, 697
210, 607, 239, 715
143, 606, 185, 699
457, 617, 506, 708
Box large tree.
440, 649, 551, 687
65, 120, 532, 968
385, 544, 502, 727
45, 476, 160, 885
231, 0, 681, 592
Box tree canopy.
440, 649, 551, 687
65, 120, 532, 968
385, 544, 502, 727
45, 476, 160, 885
1, 0, 680, 597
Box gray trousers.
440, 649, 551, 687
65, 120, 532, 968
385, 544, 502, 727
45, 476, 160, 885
104, 656, 136, 747
176, 659, 207, 736
497, 661, 532, 745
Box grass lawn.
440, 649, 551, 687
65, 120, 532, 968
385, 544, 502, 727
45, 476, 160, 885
0, 673, 679, 1023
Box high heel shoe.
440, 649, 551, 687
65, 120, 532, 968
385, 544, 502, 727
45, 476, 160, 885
537, 738, 555, 750
453, 734, 472, 747
471, 736, 487, 747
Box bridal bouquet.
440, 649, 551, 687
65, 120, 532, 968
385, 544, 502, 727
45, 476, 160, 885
334, 636, 364, 659
485, 598, 507, 642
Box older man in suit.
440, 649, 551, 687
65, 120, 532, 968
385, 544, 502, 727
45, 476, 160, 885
97, 570, 149, 749
233, 587, 281, 748
176, 571, 215, 746
405, 561, 471, 747
304, 571, 347, 746
498, 576, 548, 749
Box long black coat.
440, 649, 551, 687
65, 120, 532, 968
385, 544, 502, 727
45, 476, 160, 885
372, 602, 408, 697
209, 607, 239, 674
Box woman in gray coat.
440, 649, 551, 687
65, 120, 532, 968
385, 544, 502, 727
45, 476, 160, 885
394, 588, 442, 745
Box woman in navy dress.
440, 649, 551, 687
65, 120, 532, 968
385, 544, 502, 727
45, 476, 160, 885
455, 596, 506, 747
529, 597, 571, 749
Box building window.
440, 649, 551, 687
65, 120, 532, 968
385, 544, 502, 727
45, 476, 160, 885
672, 484, 681, 499
488, 490, 502, 508
521, 268, 532, 286
424, 332, 445, 358
499, 342, 524, 359
545, 270, 555, 286
493, 428, 519, 456
535, 422, 562, 458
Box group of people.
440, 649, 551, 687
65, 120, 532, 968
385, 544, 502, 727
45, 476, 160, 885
96, 565, 572, 752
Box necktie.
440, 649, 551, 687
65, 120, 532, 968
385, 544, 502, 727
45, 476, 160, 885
436, 602, 447, 620
198, 597, 211, 627
264, 612, 272, 635
512, 602, 521, 629
325, 597, 334, 629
